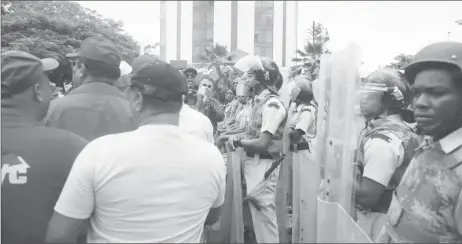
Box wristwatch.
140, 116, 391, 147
233, 138, 242, 148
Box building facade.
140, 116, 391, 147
159, 1, 298, 68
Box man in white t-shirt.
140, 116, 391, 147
180, 95, 214, 144
45, 61, 226, 243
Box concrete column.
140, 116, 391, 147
213, 1, 232, 50
237, 1, 255, 55
165, 1, 178, 62
180, 1, 193, 63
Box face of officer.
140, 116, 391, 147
412, 68, 462, 139
360, 72, 387, 119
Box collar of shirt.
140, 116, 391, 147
254, 89, 272, 103
1, 107, 40, 127
68, 81, 125, 99
368, 114, 403, 130
435, 127, 462, 154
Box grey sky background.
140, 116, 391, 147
78, 1, 462, 71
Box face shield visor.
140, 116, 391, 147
360, 82, 401, 119
236, 78, 251, 97
234, 55, 265, 74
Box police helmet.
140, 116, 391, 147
405, 41, 462, 83
293, 75, 314, 103
234, 55, 281, 88
363, 68, 412, 109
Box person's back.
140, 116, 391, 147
179, 102, 214, 143
2, 114, 87, 244
45, 82, 136, 141
60, 126, 225, 242
44, 35, 136, 141
1, 51, 88, 244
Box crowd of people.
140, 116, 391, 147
1, 31, 462, 244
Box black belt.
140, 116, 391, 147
289, 142, 309, 151
246, 151, 273, 159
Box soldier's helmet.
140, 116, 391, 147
234, 55, 282, 88
404, 41, 462, 83
362, 68, 412, 110
292, 75, 314, 103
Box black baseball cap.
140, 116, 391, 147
2, 51, 59, 98
66, 35, 121, 72
183, 68, 198, 78
130, 62, 188, 102
131, 55, 161, 73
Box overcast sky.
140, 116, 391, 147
78, 1, 462, 70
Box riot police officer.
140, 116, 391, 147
376, 41, 462, 243
355, 68, 420, 240
227, 55, 287, 243
287, 75, 318, 152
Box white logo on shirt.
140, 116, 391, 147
1, 154, 30, 185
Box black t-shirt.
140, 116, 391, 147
1, 108, 88, 244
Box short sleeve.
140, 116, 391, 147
211, 150, 227, 208
261, 98, 287, 135
53, 139, 101, 219
295, 108, 315, 134
362, 133, 404, 187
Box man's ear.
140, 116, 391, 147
34, 83, 44, 102
135, 91, 144, 112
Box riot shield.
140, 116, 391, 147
314, 43, 372, 243
275, 102, 297, 243
218, 149, 244, 243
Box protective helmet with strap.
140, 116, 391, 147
404, 41, 462, 83
234, 55, 281, 93
289, 75, 314, 105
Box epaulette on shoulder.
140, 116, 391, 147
267, 101, 281, 109
369, 132, 393, 143
300, 108, 312, 113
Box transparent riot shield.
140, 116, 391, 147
218, 149, 245, 243
314, 43, 372, 243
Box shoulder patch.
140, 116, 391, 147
267, 102, 281, 109
300, 108, 312, 113
369, 133, 393, 143
369, 131, 403, 146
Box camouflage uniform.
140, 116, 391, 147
377, 127, 462, 243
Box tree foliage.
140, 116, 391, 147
196, 43, 229, 63
291, 21, 330, 80
385, 53, 414, 70
1, 1, 140, 86
294, 21, 331, 63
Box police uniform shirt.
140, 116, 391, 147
2, 107, 88, 244
362, 115, 405, 187
257, 89, 287, 136
289, 103, 316, 143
